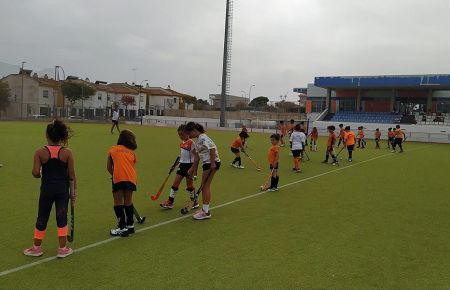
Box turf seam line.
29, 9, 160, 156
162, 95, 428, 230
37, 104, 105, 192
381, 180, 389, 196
0, 145, 431, 278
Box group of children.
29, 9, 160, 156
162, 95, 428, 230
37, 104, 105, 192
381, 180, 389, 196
23, 118, 407, 258
24, 120, 221, 258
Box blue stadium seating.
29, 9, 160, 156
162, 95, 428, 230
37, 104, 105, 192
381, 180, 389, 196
324, 112, 401, 124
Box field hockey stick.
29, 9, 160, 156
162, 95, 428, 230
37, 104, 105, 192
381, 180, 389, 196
67, 199, 74, 242
180, 170, 213, 215
133, 206, 146, 224
335, 145, 346, 158
302, 148, 311, 161
150, 156, 180, 201
243, 151, 262, 171
260, 168, 274, 191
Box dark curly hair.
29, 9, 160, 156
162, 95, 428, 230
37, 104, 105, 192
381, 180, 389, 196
46, 119, 72, 146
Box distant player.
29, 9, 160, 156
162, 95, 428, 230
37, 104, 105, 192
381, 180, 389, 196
392, 124, 405, 153
301, 121, 308, 146
290, 124, 305, 173
107, 130, 138, 237
230, 131, 249, 169
309, 127, 318, 151
267, 134, 281, 191
374, 128, 381, 149
160, 125, 198, 210
110, 108, 120, 134
279, 121, 287, 147
357, 126, 366, 148
337, 124, 345, 147
344, 126, 356, 162
186, 122, 221, 220
322, 125, 338, 165
24, 119, 76, 258
289, 119, 296, 134
387, 128, 395, 150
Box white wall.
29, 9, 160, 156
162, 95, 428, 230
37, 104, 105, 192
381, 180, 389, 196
148, 95, 179, 110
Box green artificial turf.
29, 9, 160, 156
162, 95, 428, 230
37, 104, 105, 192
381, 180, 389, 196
0, 121, 449, 289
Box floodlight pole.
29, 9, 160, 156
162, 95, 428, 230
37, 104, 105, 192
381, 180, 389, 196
220, 0, 233, 127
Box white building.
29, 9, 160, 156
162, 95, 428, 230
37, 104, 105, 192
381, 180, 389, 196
1, 70, 192, 119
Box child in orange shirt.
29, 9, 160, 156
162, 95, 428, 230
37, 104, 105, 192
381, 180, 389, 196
374, 128, 381, 149
387, 128, 395, 150
230, 131, 249, 169
309, 127, 318, 151
344, 126, 356, 162
322, 125, 337, 165
337, 124, 345, 147
107, 130, 138, 237
357, 126, 366, 148
279, 121, 287, 147
392, 124, 405, 153
267, 134, 280, 191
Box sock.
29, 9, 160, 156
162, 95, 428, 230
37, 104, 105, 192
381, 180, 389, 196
232, 157, 238, 164
294, 158, 299, 169
274, 176, 279, 187
113, 205, 126, 229
349, 150, 353, 158
202, 204, 209, 213
124, 205, 134, 226
169, 186, 178, 200
237, 157, 242, 166
187, 188, 196, 200
332, 154, 336, 162
325, 154, 329, 161
270, 176, 276, 188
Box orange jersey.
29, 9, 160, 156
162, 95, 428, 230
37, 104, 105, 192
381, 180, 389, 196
344, 131, 356, 146
327, 132, 337, 147
108, 145, 137, 185
231, 137, 243, 149
394, 129, 404, 139
374, 131, 381, 139
268, 145, 280, 164
388, 131, 395, 138
280, 124, 287, 135
339, 128, 345, 138
311, 131, 318, 140
358, 129, 365, 138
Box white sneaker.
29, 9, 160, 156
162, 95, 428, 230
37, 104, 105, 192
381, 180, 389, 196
238, 165, 245, 169
193, 210, 211, 220
110, 227, 129, 237
231, 163, 239, 168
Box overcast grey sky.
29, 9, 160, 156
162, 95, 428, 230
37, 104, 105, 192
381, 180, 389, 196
1, 0, 449, 101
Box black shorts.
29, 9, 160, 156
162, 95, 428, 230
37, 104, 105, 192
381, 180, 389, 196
177, 163, 193, 178
112, 120, 119, 125
230, 147, 240, 154
202, 161, 221, 171
388, 137, 394, 142
394, 138, 403, 145
270, 163, 279, 170
347, 145, 354, 151
292, 150, 301, 158
112, 181, 136, 193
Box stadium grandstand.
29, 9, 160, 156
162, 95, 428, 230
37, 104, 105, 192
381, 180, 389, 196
304, 74, 450, 126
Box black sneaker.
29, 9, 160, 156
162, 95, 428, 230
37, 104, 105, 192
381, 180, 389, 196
126, 225, 135, 234
110, 227, 129, 237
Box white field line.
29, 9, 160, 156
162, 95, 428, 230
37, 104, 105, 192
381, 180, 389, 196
0, 145, 431, 278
